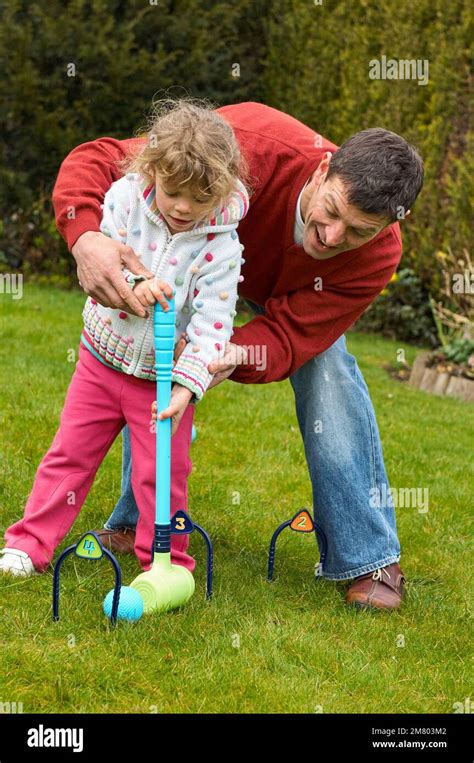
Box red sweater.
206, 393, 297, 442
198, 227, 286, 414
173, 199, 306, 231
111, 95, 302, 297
53, 101, 402, 385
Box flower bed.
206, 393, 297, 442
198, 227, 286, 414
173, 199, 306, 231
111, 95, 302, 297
409, 350, 474, 403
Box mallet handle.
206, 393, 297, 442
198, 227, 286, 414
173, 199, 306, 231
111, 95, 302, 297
154, 298, 175, 531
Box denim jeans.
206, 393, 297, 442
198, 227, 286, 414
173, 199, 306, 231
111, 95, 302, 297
105, 300, 400, 579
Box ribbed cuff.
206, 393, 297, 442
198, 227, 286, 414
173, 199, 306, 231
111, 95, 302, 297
123, 270, 147, 288
62, 214, 102, 251
171, 354, 213, 401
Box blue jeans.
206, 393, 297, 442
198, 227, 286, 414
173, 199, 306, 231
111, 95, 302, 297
105, 301, 400, 579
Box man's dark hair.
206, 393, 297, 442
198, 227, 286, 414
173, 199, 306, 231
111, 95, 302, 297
327, 128, 424, 221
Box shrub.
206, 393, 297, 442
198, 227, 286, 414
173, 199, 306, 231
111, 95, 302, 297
1, 0, 471, 305
355, 268, 438, 347
441, 339, 474, 365
262, 0, 472, 301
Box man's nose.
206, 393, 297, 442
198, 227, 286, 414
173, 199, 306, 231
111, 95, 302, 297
325, 222, 346, 247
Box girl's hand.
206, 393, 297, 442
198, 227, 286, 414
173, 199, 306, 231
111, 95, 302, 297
134, 278, 174, 314
151, 384, 194, 437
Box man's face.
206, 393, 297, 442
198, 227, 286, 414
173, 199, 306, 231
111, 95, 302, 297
301, 154, 390, 260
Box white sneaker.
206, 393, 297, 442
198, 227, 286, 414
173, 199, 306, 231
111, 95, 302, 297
0, 548, 37, 577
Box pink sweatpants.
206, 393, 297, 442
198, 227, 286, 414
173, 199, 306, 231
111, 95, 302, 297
5, 342, 195, 573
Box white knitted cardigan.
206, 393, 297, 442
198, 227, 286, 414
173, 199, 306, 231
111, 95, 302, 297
81, 173, 249, 401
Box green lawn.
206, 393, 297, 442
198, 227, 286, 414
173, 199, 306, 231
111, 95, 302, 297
0, 283, 471, 714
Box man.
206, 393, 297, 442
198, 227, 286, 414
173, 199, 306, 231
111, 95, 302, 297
52, 101, 423, 610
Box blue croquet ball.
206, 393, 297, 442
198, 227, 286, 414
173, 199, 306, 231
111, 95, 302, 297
103, 586, 144, 622
191, 424, 197, 442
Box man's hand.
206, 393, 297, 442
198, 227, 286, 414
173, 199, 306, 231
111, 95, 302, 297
207, 342, 249, 389
151, 384, 194, 437
173, 333, 187, 365
170, 339, 249, 391
72, 231, 154, 317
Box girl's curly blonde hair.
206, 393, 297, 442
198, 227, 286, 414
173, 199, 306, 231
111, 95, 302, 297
121, 96, 252, 214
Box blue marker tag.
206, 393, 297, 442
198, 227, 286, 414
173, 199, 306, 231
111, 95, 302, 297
170, 510, 194, 534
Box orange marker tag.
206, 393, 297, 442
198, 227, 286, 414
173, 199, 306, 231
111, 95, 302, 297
290, 509, 314, 533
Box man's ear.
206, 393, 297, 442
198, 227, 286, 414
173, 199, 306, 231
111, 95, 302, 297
311, 151, 333, 187
318, 151, 332, 177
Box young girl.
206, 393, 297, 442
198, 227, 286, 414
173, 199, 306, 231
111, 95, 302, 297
1, 98, 250, 577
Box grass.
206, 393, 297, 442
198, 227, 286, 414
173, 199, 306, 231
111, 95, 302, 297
0, 283, 472, 714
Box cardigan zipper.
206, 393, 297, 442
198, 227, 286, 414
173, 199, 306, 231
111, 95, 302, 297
132, 226, 187, 374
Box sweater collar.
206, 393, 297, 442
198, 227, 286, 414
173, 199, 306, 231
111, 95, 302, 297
294, 178, 311, 244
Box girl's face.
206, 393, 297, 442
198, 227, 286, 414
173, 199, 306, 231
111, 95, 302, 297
154, 176, 219, 234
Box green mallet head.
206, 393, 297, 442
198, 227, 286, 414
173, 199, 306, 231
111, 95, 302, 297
130, 298, 195, 615
130, 553, 195, 614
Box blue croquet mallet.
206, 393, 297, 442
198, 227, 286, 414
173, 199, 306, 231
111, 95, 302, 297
128, 297, 196, 614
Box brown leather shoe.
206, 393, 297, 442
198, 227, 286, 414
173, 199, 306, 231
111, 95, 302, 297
95, 528, 136, 555
345, 563, 405, 610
